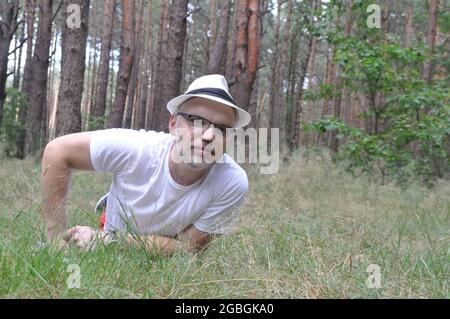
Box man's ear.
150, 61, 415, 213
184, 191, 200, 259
168, 115, 177, 135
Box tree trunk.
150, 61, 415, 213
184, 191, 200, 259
17, 0, 36, 158
232, 0, 261, 120
206, 0, 230, 75
13, 18, 25, 89
24, 0, 53, 156
153, 0, 189, 132
303, 34, 317, 147
107, 0, 135, 129
289, 0, 319, 152
86, 0, 99, 130
289, 35, 314, 152
404, 3, 414, 47
125, 0, 145, 129
268, 0, 282, 136
0, 0, 20, 128
55, 0, 90, 138
422, 0, 440, 84
139, 0, 153, 130
47, 31, 58, 141
330, 0, 352, 153
92, 0, 116, 128
274, 0, 293, 142
203, 0, 217, 72
149, 0, 169, 130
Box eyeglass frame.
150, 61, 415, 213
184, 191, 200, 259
176, 112, 233, 136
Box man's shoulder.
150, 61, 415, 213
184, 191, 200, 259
92, 128, 173, 148
210, 155, 248, 193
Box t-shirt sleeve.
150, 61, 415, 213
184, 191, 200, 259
193, 171, 249, 235
90, 128, 143, 175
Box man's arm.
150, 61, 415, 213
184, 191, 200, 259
126, 225, 215, 256
41, 132, 95, 241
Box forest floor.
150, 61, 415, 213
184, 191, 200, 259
0, 151, 448, 298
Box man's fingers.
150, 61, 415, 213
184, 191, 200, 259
62, 227, 77, 242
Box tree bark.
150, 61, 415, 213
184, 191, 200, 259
203, 0, 217, 72
149, 0, 169, 130
92, 0, 116, 127
107, 0, 135, 129
330, 0, 352, 153
86, 0, 99, 130
404, 3, 414, 47
422, 0, 440, 84
17, 0, 36, 158
125, 0, 145, 129
13, 18, 25, 90
206, 0, 231, 75
273, 0, 293, 142
232, 0, 261, 121
0, 0, 20, 128
55, 0, 90, 138
139, 0, 153, 130
153, 0, 189, 132
24, 0, 53, 156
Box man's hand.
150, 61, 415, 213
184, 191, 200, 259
126, 225, 214, 256
63, 226, 108, 250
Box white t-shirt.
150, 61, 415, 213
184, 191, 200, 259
89, 128, 248, 237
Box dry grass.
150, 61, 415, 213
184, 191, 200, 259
0, 150, 448, 298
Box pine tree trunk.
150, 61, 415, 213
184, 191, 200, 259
404, 3, 414, 47
330, 0, 352, 153
13, 20, 25, 89
289, 0, 318, 152
107, 0, 135, 129
93, 0, 116, 127
139, 0, 153, 130
153, 0, 189, 132
0, 0, 20, 128
55, 0, 90, 138
422, 0, 440, 84
47, 31, 58, 141
17, 0, 36, 158
274, 0, 292, 142
268, 0, 282, 136
303, 34, 317, 147
24, 0, 53, 156
125, 0, 145, 129
203, 0, 218, 72
289, 37, 314, 152
206, 0, 231, 75
86, 0, 99, 130
232, 0, 261, 118
149, 0, 169, 130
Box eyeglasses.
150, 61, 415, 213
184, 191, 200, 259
176, 112, 231, 135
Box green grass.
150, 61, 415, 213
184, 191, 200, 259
0, 151, 449, 298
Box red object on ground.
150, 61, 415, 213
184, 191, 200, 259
99, 211, 106, 229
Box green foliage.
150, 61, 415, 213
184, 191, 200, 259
303, 0, 450, 185
0, 88, 27, 158
306, 85, 450, 184
87, 116, 106, 131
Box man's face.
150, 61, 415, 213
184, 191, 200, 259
169, 97, 236, 169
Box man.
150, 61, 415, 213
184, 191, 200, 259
41, 74, 251, 255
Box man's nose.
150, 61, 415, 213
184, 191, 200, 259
201, 125, 215, 141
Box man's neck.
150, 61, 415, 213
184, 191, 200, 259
169, 145, 211, 186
